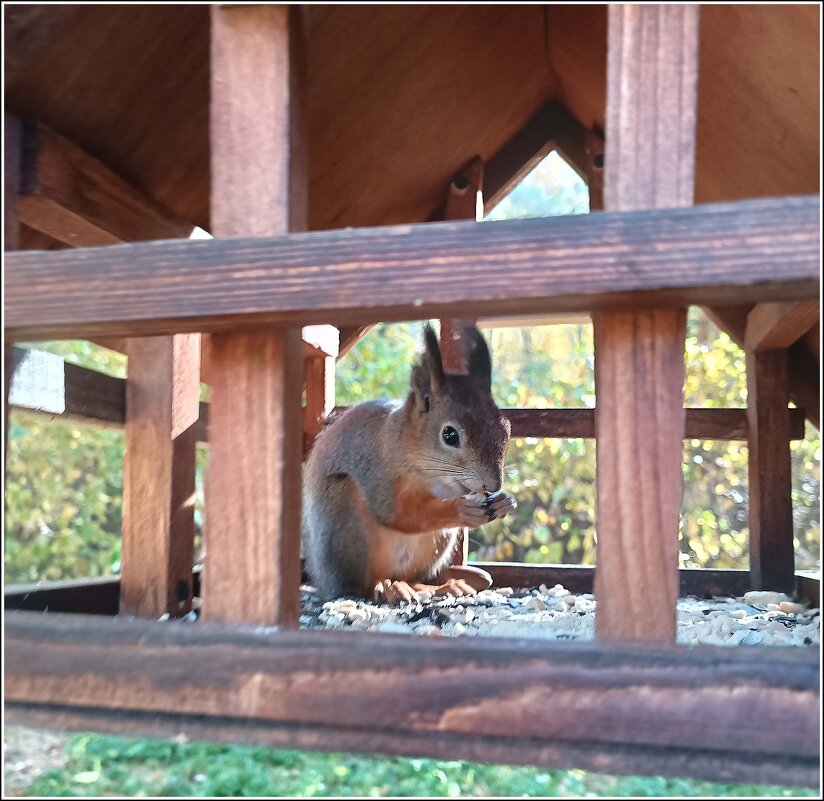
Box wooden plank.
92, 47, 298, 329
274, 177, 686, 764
745, 301, 820, 352
18, 122, 193, 246
4, 611, 819, 789
3, 194, 819, 341
594, 5, 700, 644
204, 4, 306, 626
747, 350, 795, 593
504, 407, 806, 441
120, 336, 200, 618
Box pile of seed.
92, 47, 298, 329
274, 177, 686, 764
297, 585, 820, 647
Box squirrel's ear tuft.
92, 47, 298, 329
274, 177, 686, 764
411, 324, 444, 413
463, 324, 492, 388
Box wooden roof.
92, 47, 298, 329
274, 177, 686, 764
5, 4, 819, 234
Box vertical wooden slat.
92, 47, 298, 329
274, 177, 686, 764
304, 352, 334, 448
747, 350, 795, 593
440, 157, 483, 567
121, 336, 200, 617
594, 5, 699, 642
204, 4, 306, 625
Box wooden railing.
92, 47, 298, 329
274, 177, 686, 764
3, 3, 819, 789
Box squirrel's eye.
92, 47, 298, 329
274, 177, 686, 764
442, 426, 460, 448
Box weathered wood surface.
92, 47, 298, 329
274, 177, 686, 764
121, 336, 200, 618
4, 611, 819, 788
745, 301, 819, 352
593, 5, 699, 644
18, 122, 193, 246
747, 350, 795, 594
4, 194, 819, 340
204, 4, 305, 627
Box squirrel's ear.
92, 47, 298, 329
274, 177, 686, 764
463, 324, 492, 388
411, 324, 444, 413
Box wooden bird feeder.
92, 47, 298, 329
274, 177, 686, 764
3, 3, 820, 788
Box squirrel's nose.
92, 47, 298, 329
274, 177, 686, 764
483, 477, 502, 494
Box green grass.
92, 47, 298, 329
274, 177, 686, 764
19, 733, 817, 798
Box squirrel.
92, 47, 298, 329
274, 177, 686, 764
302, 322, 516, 604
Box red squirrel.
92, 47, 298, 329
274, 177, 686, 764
302, 323, 516, 603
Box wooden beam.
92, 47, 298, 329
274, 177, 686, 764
745, 301, 820, 352
11, 361, 808, 444
4, 612, 819, 789
747, 350, 795, 593
18, 122, 193, 246
594, 5, 700, 644
3, 195, 818, 341
204, 4, 306, 626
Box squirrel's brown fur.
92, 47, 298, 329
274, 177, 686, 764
302, 323, 515, 602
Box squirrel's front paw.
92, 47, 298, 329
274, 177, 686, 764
482, 491, 517, 522
458, 491, 517, 526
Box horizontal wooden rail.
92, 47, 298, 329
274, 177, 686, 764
4, 611, 819, 788
9, 351, 807, 442
5, 568, 818, 615
4, 195, 818, 340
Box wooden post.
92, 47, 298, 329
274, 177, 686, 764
121, 336, 200, 617
594, 5, 699, 642
204, 4, 306, 625
747, 350, 795, 593
440, 157, 483, 566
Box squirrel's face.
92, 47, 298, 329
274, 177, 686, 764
409, 324, 511, 496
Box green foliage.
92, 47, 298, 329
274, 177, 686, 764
19, 731, 816, 798
4, 411, 125, 583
